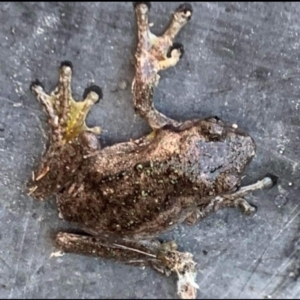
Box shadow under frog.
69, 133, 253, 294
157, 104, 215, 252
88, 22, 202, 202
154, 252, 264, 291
27, 2, 277, 299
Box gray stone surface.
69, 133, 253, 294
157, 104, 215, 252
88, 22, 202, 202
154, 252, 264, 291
0, 2, 300, 299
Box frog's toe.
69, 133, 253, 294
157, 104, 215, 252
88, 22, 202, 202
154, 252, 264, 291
133, 2, 151, 10
263, 173, 278, 188
235, 198, 257, 215
244, 202, 258, 216
60, 60, 73, 70
175, 3, 193, 20
83, 85, 103, 104
30, 79, 44, 92
157, 43, 185, 71
167, 42, 185, 59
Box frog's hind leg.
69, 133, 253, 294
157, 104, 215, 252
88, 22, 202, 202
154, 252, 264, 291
185, 174, 278, 225
132, 2, 193, 130
56, 232, 198, 299
28, 61, 103, 200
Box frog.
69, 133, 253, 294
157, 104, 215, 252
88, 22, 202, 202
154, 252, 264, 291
27, 2, 277, 299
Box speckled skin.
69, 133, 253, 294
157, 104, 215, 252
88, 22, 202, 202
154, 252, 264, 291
28, 3, 276, 299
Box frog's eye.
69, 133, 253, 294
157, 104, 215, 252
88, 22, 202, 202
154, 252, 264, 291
199, 118, 226, 141
213, 116, 221, 121
205, 116, 223, 124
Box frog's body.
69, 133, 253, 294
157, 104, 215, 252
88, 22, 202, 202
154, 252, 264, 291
28, 3, 276, 299
55, 118, 256, 240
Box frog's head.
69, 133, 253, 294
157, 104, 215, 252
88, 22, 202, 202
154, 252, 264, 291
195, 116, 256, 175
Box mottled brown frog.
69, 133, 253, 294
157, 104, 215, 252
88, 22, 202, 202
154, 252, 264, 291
28, 2, 276, 299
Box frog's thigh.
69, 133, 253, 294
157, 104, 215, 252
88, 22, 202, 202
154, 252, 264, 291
56, 232, 159, 265
56, 232, 198, 299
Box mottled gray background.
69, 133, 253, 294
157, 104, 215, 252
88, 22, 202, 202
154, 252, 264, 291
1, 2, 300, 299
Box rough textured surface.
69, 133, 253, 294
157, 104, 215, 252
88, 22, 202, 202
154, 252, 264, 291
0, 2, 299, 299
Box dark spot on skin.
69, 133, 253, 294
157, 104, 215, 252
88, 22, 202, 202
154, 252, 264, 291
202, 250, 208, 255
83, 85, 103, 103
60, 60, 73, 70
225, 7, 231, 13
167, 43, 184, 59
58, 186, 66, 194
133, 2, 151, 10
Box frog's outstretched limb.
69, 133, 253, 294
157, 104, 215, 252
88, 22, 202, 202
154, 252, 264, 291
185, 175, 278, 225
28, 62, 102, 200
132, 2, 193, 130
56, 233, 198, 299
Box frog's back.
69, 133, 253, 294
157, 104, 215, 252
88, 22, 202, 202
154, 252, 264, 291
57, 118, 256, 238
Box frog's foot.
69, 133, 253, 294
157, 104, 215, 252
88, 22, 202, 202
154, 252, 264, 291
132, 2, 192, 130
28, 61, 102, 200
30, 61, 102, 144
134, 2, 192, 70
185, 174, 278, 225
55, 232, 198, 299
155, 241, 199, 299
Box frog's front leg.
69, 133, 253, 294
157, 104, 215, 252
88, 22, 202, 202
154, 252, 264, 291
28, 61, 103, 201
56, 232, 198, 299
132, 2, 192, 130
185, 175, 277, 225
